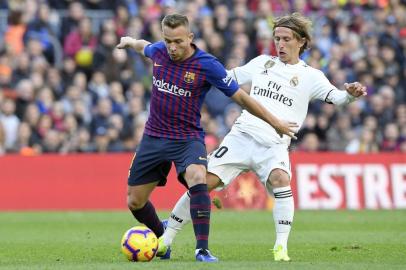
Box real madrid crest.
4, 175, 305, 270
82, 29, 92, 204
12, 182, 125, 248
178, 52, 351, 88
264, 59, 275, 69
290, 76, 299, 87
184, 71, 195, 84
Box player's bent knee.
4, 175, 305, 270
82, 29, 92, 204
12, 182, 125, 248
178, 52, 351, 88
185, 164, 207, 186
127, 195, 146, 211
126, 182, 157, 210
269, 168, 290, 187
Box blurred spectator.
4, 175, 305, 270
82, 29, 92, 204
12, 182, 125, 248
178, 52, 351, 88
23, 3, 58, 64
60, 57, 77, 87
37, 114, 53, 139
75, 127, 95, 152
379, 15, 402, 61
94, 125, 110, 152
346, 128, 379, 154
68, 0, 109, 10
60, 1, 86, 42
11, 53, 30, 86
114, 4, 130, 37
314, 114, 330, 150
396, 104, 406, 132
0, 98, 20, 151
36, 86, 54, 114
0, 120, 5, 155
109, 81, 126, 114
64, 17, 97, 68
326, 113, 355, 151
91, 97, 112, 137
59, 113, 79, 153
380, 122, 402, 151
92, 23, 118, 70
4, 9, 26, 56
346, 100, 364, 128
88, 71, 109, 104
0, 53, 13, 90
46, 67, 64, 98
50, 101, 66, 131
102, 48, 134, 84
41, 129, 62, 153
13, 121, 41, 155
298, 132, 320, 152
23, 103, 41, 132
105, 113, 125, 152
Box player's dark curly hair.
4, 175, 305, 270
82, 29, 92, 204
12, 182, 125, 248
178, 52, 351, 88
162, 14, 190, 30
273, 12, 312, 55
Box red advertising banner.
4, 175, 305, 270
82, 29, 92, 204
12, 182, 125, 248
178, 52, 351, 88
290, 153, 406, 210
0, 153, 405, 210
0, 154, 186, 211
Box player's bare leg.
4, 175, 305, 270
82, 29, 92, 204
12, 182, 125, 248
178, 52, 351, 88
127, 182, 165, 238
268, 168, 293, 261
163, 172, 222, 247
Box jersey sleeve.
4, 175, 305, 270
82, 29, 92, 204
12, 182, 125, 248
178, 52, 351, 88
205, 59, 239, 97
230, 55, 267, 85
309, 70, 357, 105
309, 69, 339, 101
143, 41, 164, 59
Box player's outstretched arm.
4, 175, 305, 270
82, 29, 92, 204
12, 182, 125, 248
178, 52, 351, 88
325, 82, 367, 105
231, 89, 298, 139
116, 36, 151, 56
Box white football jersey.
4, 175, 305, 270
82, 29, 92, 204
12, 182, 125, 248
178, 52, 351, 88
229, 55, 350, 146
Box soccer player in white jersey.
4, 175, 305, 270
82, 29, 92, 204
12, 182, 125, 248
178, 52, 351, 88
161, 13, 367, 261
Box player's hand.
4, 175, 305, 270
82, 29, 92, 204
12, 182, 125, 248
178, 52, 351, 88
116, 36, 135, 49
275, 120, 299, 140
344, 82, 367, 98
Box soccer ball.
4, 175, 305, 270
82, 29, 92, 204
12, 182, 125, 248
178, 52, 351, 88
121, 226, 158, 262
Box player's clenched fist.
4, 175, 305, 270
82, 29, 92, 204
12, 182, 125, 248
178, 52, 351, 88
116, 36, 136, 49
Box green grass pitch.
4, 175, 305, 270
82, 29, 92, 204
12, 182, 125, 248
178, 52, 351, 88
0, 210, 405, 270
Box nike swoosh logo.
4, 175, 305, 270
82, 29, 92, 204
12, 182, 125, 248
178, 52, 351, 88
198, 156, 207, 161
154, 62, 163, 67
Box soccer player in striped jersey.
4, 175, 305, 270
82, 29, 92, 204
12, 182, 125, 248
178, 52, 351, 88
116, 14, 297, 262
162, 13, 367, 262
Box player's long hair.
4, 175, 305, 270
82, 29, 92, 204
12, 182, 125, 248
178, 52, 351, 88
162, 13, 190, 30
273, 12, 312, 55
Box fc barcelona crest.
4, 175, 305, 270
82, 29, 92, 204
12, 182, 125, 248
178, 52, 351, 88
290, 76, 299, 87
264, 60, 275, 69
184, 71, 195, 84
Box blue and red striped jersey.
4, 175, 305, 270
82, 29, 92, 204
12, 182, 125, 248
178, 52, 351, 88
143, 41, 239, 140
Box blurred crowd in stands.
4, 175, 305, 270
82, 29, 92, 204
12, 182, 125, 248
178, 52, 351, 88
0, 0, 405, 155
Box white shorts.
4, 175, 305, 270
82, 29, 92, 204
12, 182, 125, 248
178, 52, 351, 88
208, 129, 291, 193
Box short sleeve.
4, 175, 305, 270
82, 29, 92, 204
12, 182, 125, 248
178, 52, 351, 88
309, 69, 339, 101
144, 41, 165, 59
205, 59, 239, 97
232, 55, 268, 85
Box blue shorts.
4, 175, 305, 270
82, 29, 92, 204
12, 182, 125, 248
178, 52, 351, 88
128, 134, 207, 188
